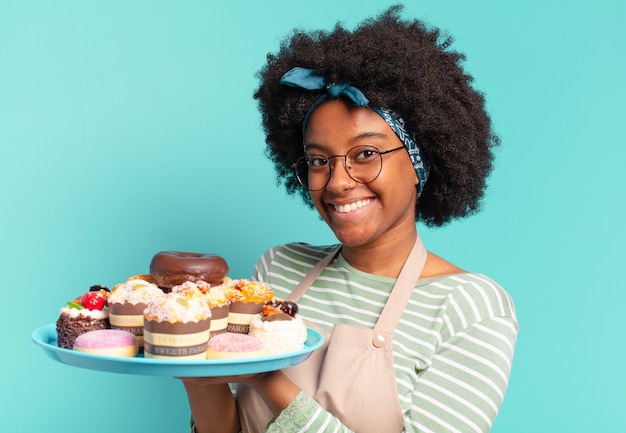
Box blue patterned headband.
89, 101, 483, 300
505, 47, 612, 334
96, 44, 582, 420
280, 67, 428, 196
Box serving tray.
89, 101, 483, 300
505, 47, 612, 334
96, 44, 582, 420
32, 323, 324, 377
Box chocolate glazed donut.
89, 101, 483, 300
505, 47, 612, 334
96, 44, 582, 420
149, 251, 228, 291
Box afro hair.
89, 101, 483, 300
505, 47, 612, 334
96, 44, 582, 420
253, 4, 499, 227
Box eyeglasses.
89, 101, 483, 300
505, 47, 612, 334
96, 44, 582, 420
292, 145, 406, 191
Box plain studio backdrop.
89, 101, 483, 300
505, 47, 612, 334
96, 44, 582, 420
1, 1, 624, 431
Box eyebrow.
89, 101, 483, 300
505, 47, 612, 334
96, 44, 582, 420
304, 131, 390, 151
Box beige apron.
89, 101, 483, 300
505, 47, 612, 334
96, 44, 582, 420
238, 237, 427, 433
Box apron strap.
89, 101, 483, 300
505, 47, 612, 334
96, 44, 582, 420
374, 234, 427, 332
287, 246, 342, 303
287, 235, 427, 332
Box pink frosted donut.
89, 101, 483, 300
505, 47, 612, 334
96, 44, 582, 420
206, 333, 268, 359
73, 329, 139, 357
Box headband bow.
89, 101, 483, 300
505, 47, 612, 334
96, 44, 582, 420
280, 67, 428, 196
280, 67, 369, 106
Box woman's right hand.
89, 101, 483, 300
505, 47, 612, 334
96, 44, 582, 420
180, 380, 241, 433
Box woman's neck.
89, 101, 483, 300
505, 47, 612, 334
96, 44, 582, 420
340, 229, 419, 278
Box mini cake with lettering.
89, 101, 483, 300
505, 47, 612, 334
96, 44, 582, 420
248, 299, 307, 355
226, 279, 274, 334
108, 275, 164, 348
173, 280, 231, 337
56, 286, 110, 349
143, 285, 212, 359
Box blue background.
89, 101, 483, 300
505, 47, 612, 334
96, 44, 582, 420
2, 1, 625, 431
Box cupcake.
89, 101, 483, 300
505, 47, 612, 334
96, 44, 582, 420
56, 285, 110, 349
143, 285, 212, 359
172, 280, 231, 337
249, 298, 307, 355
107, 275, 164, 348
225, 279, 274, 334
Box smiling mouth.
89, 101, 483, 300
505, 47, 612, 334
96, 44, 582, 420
332, 199, 371, 214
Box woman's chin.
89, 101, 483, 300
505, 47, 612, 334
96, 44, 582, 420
331, 227, 375, 247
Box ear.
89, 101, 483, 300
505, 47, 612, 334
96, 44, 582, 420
403, 151, 419, 186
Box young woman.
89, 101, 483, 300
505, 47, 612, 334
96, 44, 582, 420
181, 5, 518, 432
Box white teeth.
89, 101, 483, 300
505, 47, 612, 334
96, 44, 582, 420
334, 199, 371, 213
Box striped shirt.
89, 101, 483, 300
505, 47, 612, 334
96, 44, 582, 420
253, 242, 518, 433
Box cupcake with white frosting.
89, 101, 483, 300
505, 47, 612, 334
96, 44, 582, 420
143, 285, 212, 359
108, 275, 164, 347
173, 280, 231, 337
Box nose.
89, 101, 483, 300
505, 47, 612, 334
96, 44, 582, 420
326, 156, 354, 191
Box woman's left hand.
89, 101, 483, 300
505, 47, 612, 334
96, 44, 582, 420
181, 370, 300, 417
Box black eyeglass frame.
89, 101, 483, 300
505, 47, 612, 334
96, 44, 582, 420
291, 145, 406, 191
